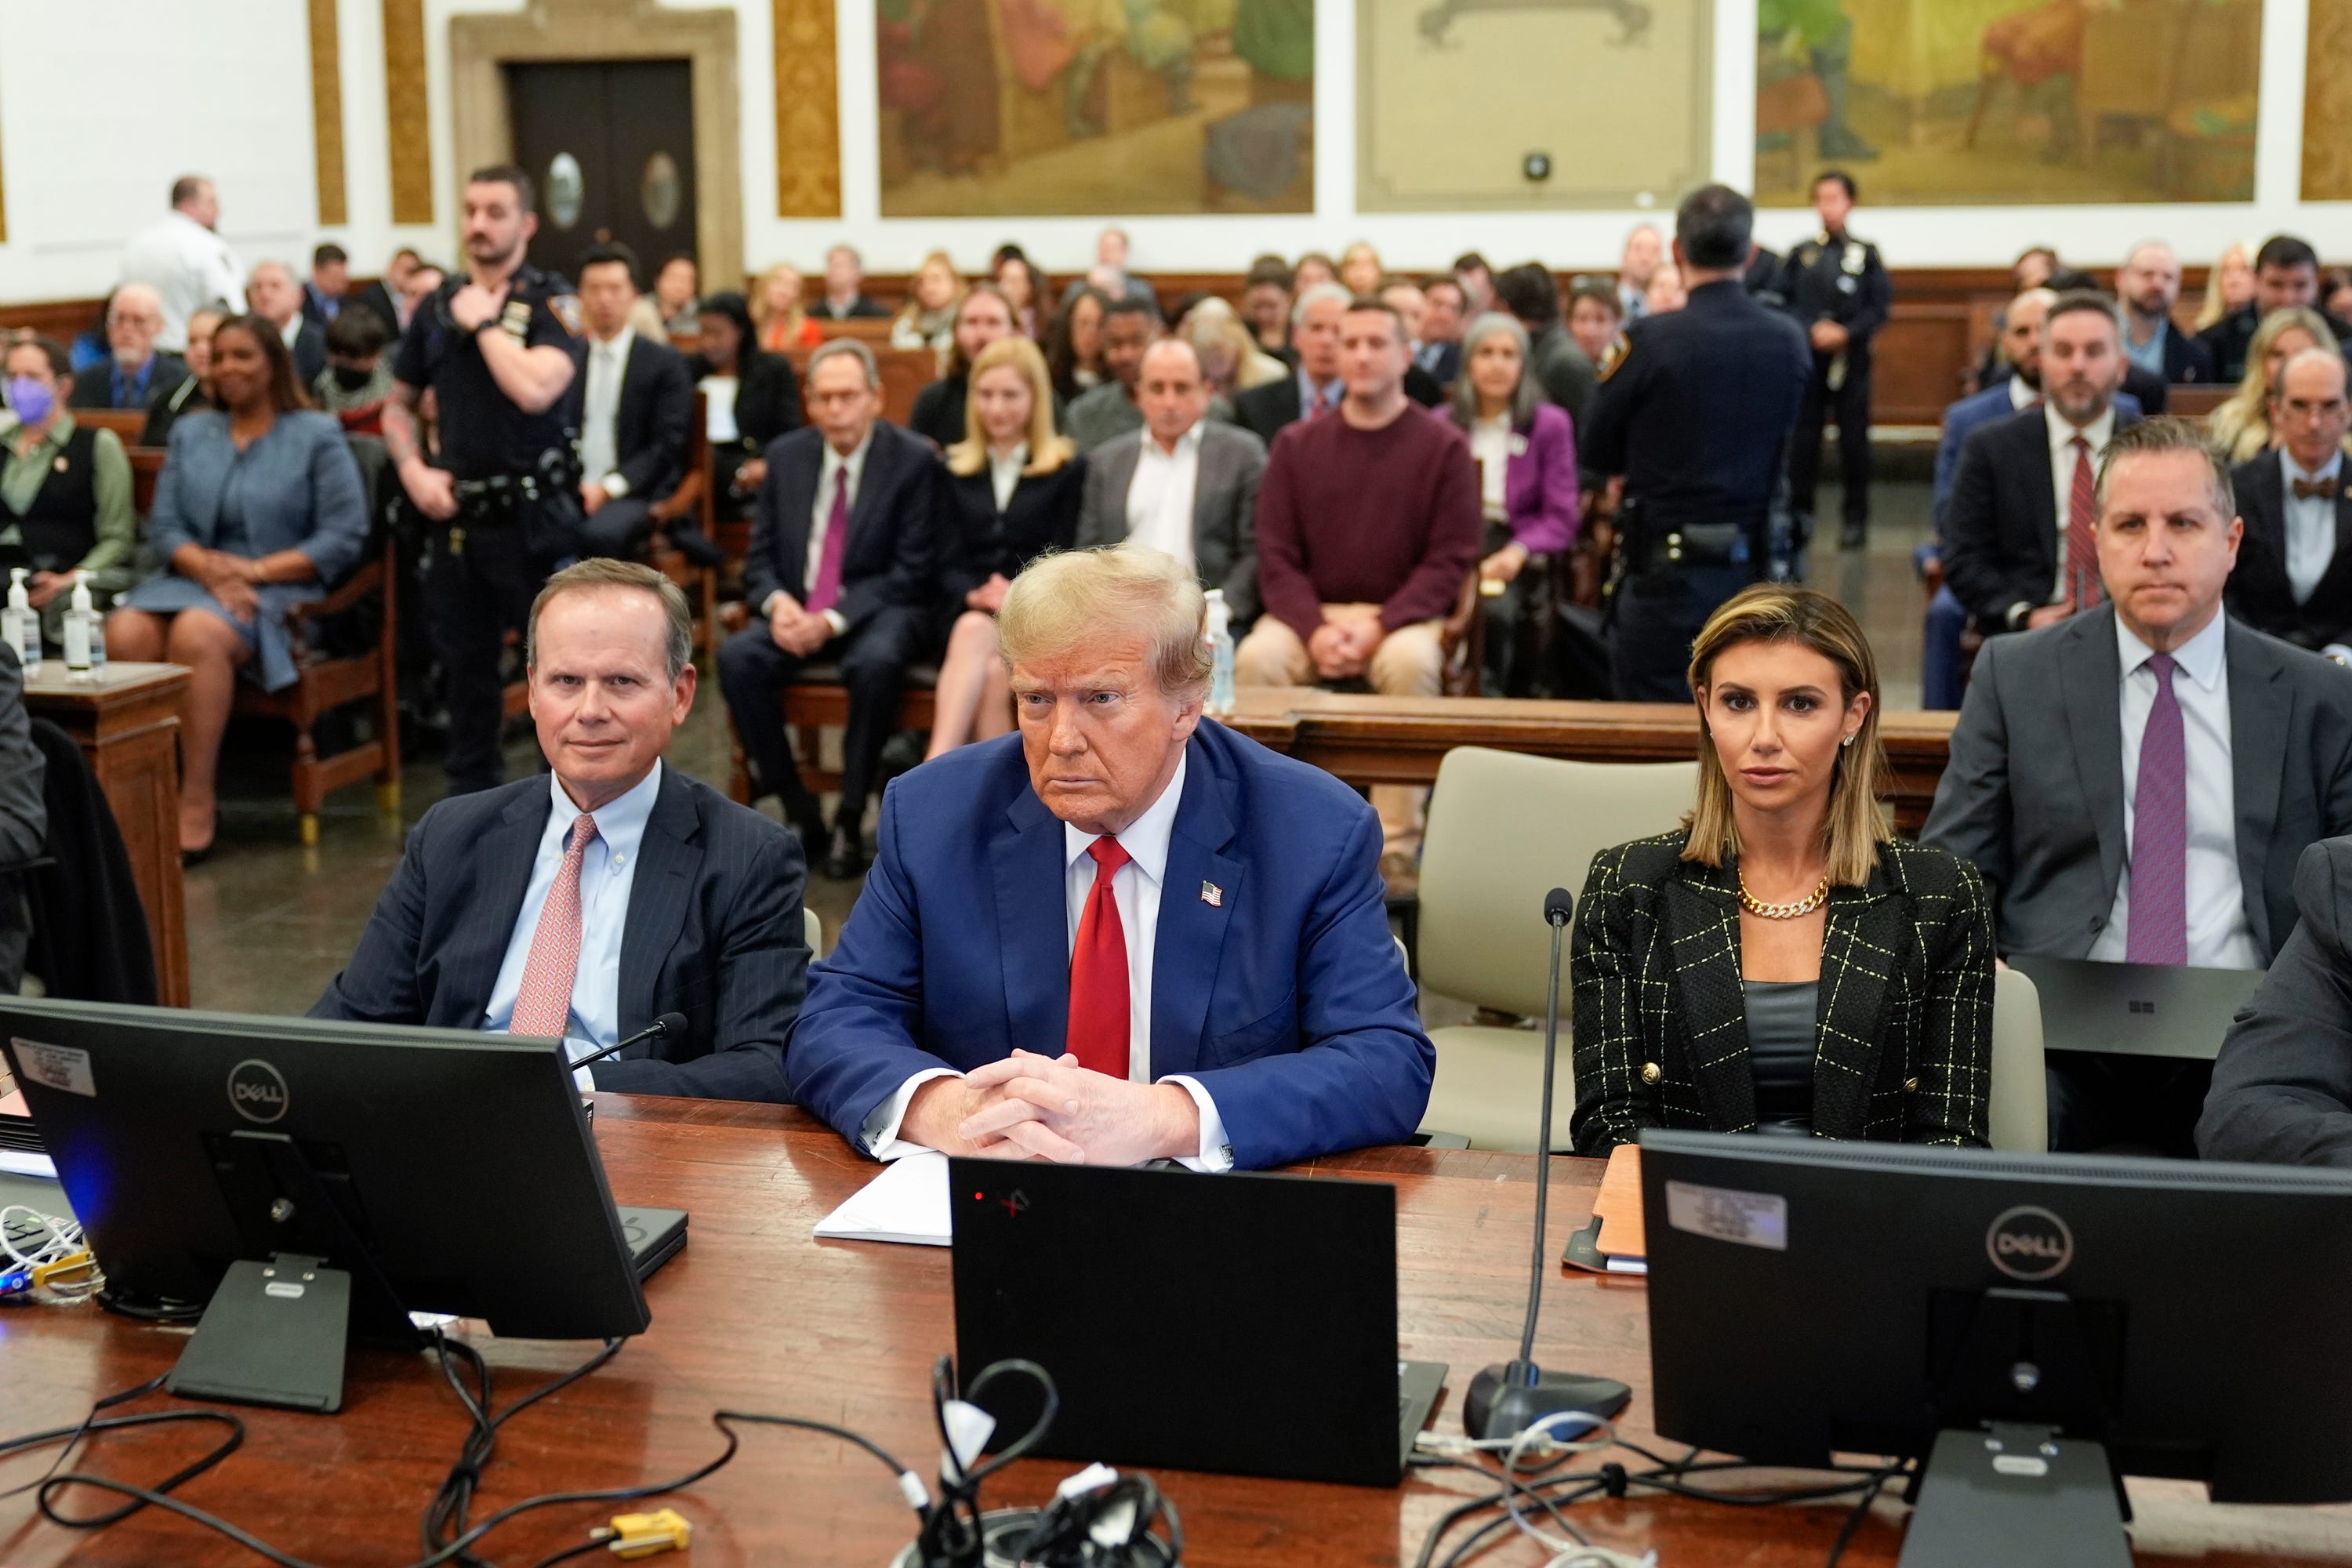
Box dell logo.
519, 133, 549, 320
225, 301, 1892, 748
227, 1059, 290, 1125
1986, 1205, 2073, 1281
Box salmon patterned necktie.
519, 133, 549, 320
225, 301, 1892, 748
510, 815, 597, 1040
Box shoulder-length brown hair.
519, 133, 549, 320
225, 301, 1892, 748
1682, 584, 1889, 887
947, 337, 1073, 478
211, 314, 312, 414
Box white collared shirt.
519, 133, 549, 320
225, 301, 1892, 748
579, 327, 635, 494
862, 749, 1234, 1170
1125, 422, 1205, 569
2008, 375, 2038, 412
119, 209, 245, 351
482, 760, 666, 1087
277, 315, 303, 354
2088, 615, 2261, 970
989, 441, 1029, 514
2045, 404, 2118, 604
2281, 449, 2343, 605
699, 374, 739, 444
767, 432, 873, 635
1468, 415, 1512, 522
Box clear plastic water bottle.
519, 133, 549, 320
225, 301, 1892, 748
1204, 588, 1235, 717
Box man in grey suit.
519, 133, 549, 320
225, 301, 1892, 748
1924, 416, 2352, 1154
1076, 338, 1265, 622
2199, 836, 2352, 1165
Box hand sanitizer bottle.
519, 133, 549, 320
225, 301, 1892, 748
62, 573, 96, 675
3, 568, 35, 674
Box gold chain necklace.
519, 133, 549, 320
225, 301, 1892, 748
1738, 873, 1831, 920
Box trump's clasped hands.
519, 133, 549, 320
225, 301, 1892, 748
903, 1049, 1203, 1165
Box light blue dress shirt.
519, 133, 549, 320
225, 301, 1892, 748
481, 760, 665, 1087
2125, 319, 2170, 378
1294, 366, 1341, 419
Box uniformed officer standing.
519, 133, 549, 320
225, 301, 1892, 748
384, 163, 584, 794
1582, 184, 1812, 703
1777, 170, 1892, 552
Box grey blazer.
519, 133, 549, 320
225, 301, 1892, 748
1921, 606, 2352, 964
2199, 836, 2352, 1165
1075, 421, 1266, 622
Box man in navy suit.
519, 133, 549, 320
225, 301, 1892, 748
314, 560, 808, 1102
718, 339, 943, 879
788, 547, 1434, 1170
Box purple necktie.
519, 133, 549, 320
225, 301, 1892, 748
2126, 652, 2188, 965
807, 465, 850, 616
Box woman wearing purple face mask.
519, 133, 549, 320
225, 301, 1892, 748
0, 335, 139, 645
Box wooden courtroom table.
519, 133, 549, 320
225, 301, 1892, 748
1225, 688, 1959, 837
20, 662, 191, 1007
2, 1098, 2339, 1566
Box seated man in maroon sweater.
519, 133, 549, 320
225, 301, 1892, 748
1236, 296, 1482, 884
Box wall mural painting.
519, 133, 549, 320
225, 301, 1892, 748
877, 0, 1313, 216
1755, 0, 2263, 205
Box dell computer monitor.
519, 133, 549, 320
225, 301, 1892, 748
0, 997, 653, 1347
1640, 1131, 2352, 1505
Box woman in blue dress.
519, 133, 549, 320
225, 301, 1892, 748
106, 315, 368, 861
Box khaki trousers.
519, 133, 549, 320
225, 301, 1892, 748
1234, 604, 1445, 858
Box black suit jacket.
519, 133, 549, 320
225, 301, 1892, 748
288, 320, 328, 389
2122, 361, 2169, 416
310, 766, 808, 1102
568, 335, 694, 501
2199, 835, 2352, 1165
67, 352, 190, 412
941, 457, 1086, 604
1942, 405, 2142, 630
743, 421, 942, 632
2153, 324, 2216, 384
2227, 451, 2352, 652
2200, 304, 2352, 383
1229, 367, 1444, 447
352, 283, 403, 339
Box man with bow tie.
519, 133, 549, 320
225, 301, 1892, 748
2226, 347, 2352, 659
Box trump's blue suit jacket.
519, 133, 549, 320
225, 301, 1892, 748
786, 718, 1435, 1168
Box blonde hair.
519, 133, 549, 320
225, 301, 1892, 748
1682, 585, 1890, 887
751, 263, 807, 346
947, 337, 1073, 478
2194, 239, 2255, 332
902, 250, 965, 318
997, 547, 1210, 702
2211, 307, 2338, 463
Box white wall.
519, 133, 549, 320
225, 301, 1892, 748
7, 0, 2352, 304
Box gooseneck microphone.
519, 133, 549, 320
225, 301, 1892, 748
1461, 887, 1634, 1440
566, 1012, 689, 1073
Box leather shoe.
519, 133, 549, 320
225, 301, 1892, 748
666, 523, 727, 570
824, 822, 868, 880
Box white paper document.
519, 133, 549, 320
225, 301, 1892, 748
813, 1149, 952, 1247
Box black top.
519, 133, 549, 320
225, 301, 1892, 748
0, 425, 98, 571
2227, 449, 2352, 652
392, 263, 585, 479
941, 457, 1087, 604
911, 376, 1074, 451
1742, 978, 1818, 1135
2199, 303, 2352, 384
1776, 232, 1892, 350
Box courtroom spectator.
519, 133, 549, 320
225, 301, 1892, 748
2198, 240, 2257, 334
313, 558, 806, 1102
2227, 347, 2352, 655
1234, 283, 1346, 443
2118, 241, 2214, 384
1566, 281, 1623, 371
67, 292, 114, 376
246, 261, 328, 387
1066, 297, 1160, 452
787, 546, 1435, 1169
397, 262, 445, 328
1454, 251, 1495, 316
0, 337, 138, 648
142, 303, 227, 447
1338, 241, 1385, 297
2328, 268, 2352, 326
2041, 266, 2170, 415
1243, 254, 1294, 359
106, 317, 368, 859
2200, 836, 2352, 1167
926, 339, 1085, 759
755, 262, 825, 353
1381, 278, 1435, 375
1926, 416, 2352, 1155
1617, 223, 1664, 323
1573, 586, 1992, 1153
0, 634, 41, 995
652, 254, 701, 338
893, 253, 966, 361
68, 283, 190, 417
1417, 277, 1467, 386
1181, 297, 1286, 398
2199, 235, 2352, 383
717, 340, 942, 879
993, 252, 1048, 339
1644, 262, 1687, 316
1943, 292, 2138, 637
2013, 245, 2059, 292
818, 244, 890, 321
1294, 251, 1338, 293
1236, 298, 1480, 886
303, 243, 349, 328
684, 292, 802, 556
567, 244, 695, 560
2212, 308, 2339, 463
1059, 226, 1156, 309
313, 308, 397, 436
1046, 286, 1109, 403
118, 175, 243, 351
909, 284, 1022, 449
1077, 338, 1265, 622
1447, 314, 1577, 697
354, 248, 420, 339
1493, 262, 1597, 433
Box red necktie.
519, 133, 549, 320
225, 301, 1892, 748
510, 815, 597, 1040
2065, 434, 2103, 612
1065, 837, 1133, 1078
808, 465, 850, 615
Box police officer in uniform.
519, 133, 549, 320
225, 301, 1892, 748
384, 164, 585, 794
1582, 184, 1811, 703
1777, 169, 1892, 552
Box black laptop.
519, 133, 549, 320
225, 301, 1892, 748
949, 1160, 1446, 1487
2005, 954, 2264, 1062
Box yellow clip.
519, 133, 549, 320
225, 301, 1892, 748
592, 1508, 691, 1559
31, 1250, 94, 1289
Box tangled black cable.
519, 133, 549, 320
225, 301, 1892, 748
911, 1355, 1062, 1566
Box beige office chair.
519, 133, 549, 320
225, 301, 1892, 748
804, 906, 824, 961
1987, 964, 2049, 1153
1416, 748, 1700, 1150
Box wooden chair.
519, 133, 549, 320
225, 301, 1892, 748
1439, 570, 1485, 698
724, 659, 941, 802
72, 408, 147, 443
646, 389, 719, 660
127, 447, 165, 516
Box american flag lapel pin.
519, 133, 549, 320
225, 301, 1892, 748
1200, 881, 1223, 907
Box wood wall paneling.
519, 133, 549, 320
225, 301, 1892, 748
308, 0, 349, 226
383, 0, 434, 225
772, 0, 842, 217
2306, 0, 2352, 198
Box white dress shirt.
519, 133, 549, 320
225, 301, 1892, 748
700, 375, 739, 444
579, 328, 634, 495
762, 432, 871, 636
988, 442, 1029, 513
277, 316, 303, 354
481, 761, 666, 1088
1125, 422, 1204, 569
119, 210, 245, 351
2281, 449, 2343, 605
862, 750, 1235, 1170
2043, 404, 2118, 606
2088, 615, 2261, 970
2007, 374, 2038, 413
1468, 416, 1512, 523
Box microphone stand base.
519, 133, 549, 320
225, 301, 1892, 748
1463, 1359, 1634, 1442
